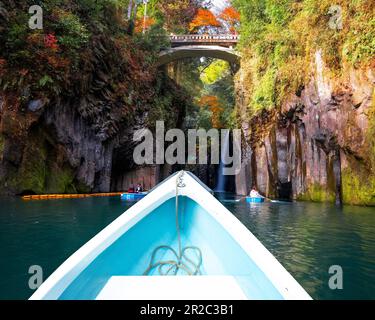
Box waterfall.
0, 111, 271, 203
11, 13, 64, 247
215, 131, 230, 192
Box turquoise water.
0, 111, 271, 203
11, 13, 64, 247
221, 197, 375, 300
59, 197, 282, 300
0, 195, 374, 299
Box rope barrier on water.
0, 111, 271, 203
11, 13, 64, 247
143, 171, 203, 276
22, 192, 125, 200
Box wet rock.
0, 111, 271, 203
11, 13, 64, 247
235, 49, 374, 206
28, 100, 45, 112
313, 129, 339, 155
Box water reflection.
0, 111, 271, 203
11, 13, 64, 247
220, 196, 375, 300
0, 195, 374, 300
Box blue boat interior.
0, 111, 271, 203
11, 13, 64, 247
58, 196, 283, 300
246, 197, 265, 203
120, 193, 147, 201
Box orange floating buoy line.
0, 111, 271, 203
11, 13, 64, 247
21, 192, 125, 201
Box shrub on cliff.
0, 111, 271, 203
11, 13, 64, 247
0, 1, 193, 142
0, 0, 194, 195
233, 0, 375, 115
0, 1, 168, 116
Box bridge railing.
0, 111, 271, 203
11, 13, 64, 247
170, 34, 239, 42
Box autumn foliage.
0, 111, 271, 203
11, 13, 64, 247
199, 95, 219, 107
157, 0, 201, 33
26, 33, 69, 70
134, 16, 156, 33
219, 7, 240, 34
199, 95, 224, 128
44, 33, 59, 51
189, 8, 221, 33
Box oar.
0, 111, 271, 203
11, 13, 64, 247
264, 196, 291, 203
221, 196, 246, 203
222, 196, 284, 204
264, 196, 274, 202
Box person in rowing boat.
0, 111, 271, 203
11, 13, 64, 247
135, 183, 143, 193
249, 185, 265, 199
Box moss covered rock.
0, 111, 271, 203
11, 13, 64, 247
297, 183, 336, 203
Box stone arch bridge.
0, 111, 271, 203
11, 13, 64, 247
158, 34, 240, 69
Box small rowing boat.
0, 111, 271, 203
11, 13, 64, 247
246, 197, 265, 203
30, 171, 311, 300
120, 192, 148, 201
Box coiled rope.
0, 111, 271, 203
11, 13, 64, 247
143, 171, 203, 276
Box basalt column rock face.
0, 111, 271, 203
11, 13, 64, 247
43, 102, 115, 193
0, 96, 117, 195
0, 90, 184, 195
235, 50, 375, 206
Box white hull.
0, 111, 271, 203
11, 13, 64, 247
30, 171, 312, 300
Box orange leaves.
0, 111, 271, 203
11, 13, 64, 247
25, 32, 69, 70
26, 33, 44, 47
188, 6, 241, 34
111, 36, 156, 108
44, 33, 59, 51
157, 0, 200, 32
189, 8, 221, 33
199, 95, 224, 128
210, 104, 224, 128
114, 36, 155, 83
27, 33, 60, 52
219, 7, 240, 22
45, 55, 70, 69
134, 16, 156, 33
199, 95, 220, 108
218, 6, 240, 34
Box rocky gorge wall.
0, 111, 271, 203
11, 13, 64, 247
0, 93, 136, 195
0, 2, 193, 196
0, 58, 187, 196
235, 50, 375, 206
